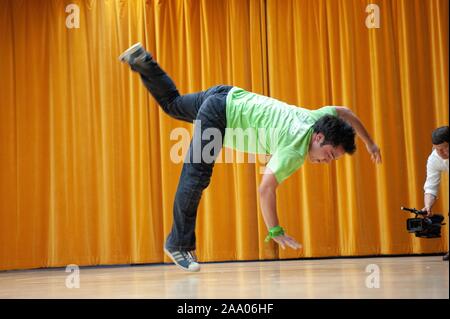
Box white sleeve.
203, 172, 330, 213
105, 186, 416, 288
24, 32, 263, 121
423, 154, 442, 197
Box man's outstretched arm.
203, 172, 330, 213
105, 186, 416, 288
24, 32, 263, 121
259, 167, 301, 250
422, 155, 442, 216
423, 193, 437, 216
335, 106, 382, 164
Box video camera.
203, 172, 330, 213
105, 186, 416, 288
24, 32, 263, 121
401, 207, 445, 238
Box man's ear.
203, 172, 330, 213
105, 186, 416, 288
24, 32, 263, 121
315, 132, 325, 143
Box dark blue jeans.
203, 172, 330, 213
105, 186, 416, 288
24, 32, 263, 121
129, 53, 232, 251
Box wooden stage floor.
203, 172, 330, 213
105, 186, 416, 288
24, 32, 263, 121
0, 256, 448, 299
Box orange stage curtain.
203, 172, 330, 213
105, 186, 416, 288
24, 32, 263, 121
0, 0, 448, 271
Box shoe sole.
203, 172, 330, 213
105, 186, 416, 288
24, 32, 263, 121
163, 248, 200, 272
118, 42, 143, 62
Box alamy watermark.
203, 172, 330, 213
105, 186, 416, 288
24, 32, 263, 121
169, 121, 283, 172
365, 264, 380, 288
66, 4, 80, 29
63, 5, 380, 31
65, 264, 80, 288
365, 4, 380, 29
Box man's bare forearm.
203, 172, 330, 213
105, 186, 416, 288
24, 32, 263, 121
259, 187, 279, 230
342, 109, 374, 145
335, 106, 382, 163
424, 193, 436, 210
258, 169, 301, 250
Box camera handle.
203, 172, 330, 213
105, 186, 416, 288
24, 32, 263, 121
401, 206, 427, 218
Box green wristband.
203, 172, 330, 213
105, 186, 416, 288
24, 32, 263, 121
264, 225, 285, 242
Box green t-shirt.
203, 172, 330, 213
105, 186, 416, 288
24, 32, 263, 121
224, 86, 337, 183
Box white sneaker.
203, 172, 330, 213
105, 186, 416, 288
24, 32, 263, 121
164, 247, 200, 272
118, 42, 146, 64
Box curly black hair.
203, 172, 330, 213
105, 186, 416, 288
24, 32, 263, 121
312, 115, 356, 154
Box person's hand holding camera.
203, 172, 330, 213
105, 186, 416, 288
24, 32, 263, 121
421, 206, 433, 217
